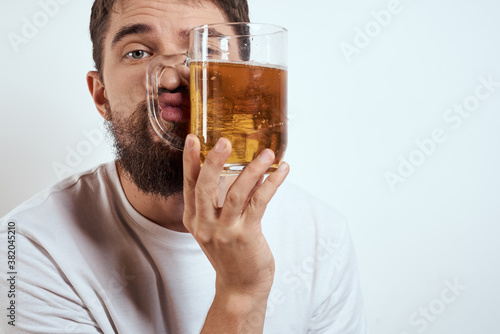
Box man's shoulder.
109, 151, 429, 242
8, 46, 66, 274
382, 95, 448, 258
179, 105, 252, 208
1, 162, 117, 233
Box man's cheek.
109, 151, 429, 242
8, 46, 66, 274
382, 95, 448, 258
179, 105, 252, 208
109, 99, 135, 117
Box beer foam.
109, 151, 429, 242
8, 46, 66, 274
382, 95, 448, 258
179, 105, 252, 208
191, 59, 287, 71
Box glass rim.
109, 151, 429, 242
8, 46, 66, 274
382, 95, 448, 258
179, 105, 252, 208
190, 22, 287, 37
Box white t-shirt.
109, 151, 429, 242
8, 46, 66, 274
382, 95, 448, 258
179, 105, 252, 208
0, 162, 367, 334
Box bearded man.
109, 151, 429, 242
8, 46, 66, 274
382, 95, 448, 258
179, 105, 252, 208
0, 1, 367, 333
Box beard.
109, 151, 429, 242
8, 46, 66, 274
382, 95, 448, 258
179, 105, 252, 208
105, 101, 188, 199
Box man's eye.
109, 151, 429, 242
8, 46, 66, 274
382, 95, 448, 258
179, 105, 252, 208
207, 48, 222, 57
126, 50, 151, 60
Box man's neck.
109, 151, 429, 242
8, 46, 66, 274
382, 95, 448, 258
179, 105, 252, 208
116, 163, 188, 233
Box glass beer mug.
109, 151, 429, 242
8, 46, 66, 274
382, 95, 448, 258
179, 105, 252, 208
147, 23, 288, 174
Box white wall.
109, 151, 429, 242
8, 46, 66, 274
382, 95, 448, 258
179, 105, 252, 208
1, 0, 499, 333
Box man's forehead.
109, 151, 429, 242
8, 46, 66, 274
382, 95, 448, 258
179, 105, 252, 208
113, 0, 206, 15
104, 0, 226, 48
113, 0, 200, 11
107, 0, 222, 34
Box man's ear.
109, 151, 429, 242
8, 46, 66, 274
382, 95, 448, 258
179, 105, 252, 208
87, 71, 110, 120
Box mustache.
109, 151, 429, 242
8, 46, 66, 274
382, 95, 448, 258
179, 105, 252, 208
158, 86, 189, 95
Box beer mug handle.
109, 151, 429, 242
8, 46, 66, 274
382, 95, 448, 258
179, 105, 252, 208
146, 54, 189, 151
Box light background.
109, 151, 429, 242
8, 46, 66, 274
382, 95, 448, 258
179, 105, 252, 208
1, 0, 499, 333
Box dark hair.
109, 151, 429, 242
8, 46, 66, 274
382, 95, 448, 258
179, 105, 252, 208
89, 0, 250, 79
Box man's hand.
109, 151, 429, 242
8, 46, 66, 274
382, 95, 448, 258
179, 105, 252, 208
182, 134, 289, 333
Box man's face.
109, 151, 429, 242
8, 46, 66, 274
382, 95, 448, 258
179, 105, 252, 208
99, 0, 226, 198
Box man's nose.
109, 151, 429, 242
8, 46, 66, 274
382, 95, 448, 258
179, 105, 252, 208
154, 52, 190, 92
158, 64, 190, 91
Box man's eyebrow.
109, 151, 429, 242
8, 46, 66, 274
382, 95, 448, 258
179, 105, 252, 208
179, 27, 225, 38
206, 28, 225, 38
111, 23, 154, 48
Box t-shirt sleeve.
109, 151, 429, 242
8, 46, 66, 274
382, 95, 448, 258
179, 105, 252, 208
307, 227, 369, 334
0, 228, 103, 334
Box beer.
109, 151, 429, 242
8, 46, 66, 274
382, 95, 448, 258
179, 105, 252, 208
190, 60, 287, 173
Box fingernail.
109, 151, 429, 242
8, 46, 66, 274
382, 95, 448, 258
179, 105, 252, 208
214, 138, 226, 152
277, 162, 289, 173
185, 134, 195, 149
258, 149, 273, 163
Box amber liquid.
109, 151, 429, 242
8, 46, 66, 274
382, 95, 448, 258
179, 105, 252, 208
190, 60, 287, 173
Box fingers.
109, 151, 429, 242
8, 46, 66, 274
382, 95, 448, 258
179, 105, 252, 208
241, 175, 265, 212
220, 149, 282, 222
243, 162, 290, 224
183, 134, 202, 220
183, 134, 289, 229
193, 137, 232, 216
